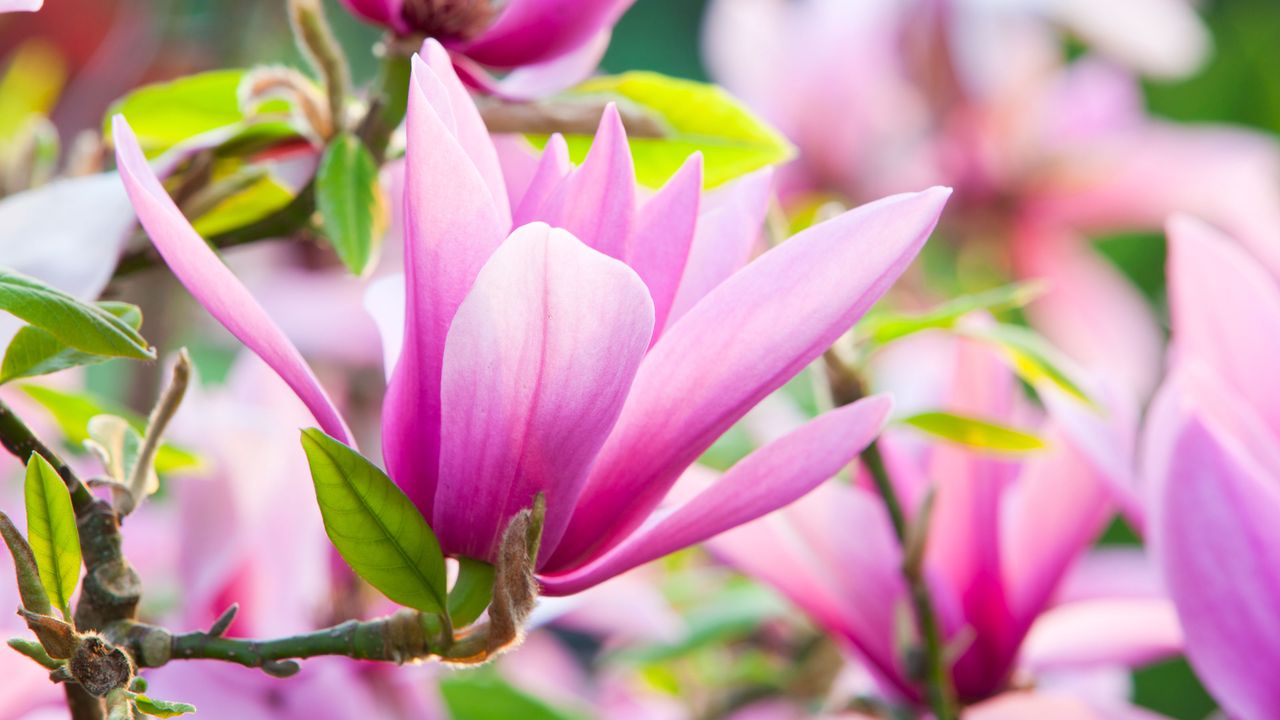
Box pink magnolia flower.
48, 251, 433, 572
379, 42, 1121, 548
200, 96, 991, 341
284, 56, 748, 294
1143, 216, 1280, 719
112, 39, 950, 594
704, 0, 1279, 400
0, 0, 41, 12
710, 333, 1178, 706
341, 0, 635, 97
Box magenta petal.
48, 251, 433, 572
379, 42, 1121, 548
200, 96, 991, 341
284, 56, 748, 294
338, 0, 404, 30
452, 30, 611, 100
458, 0, 635, 69
549, 187, 951, 570
382, 54, 508, 514
432, 223, 654, 561
539, 395, 892, 594
512, 134, 571, 226
112, 116, 351, 444
627, 153, 703, 339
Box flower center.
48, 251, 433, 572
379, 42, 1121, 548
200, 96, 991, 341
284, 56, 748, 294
401, 0, 498, 41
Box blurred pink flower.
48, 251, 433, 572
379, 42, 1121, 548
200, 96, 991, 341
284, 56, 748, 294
341, 0, 635, 97
112, 39, 951, 593
711, 334, 1178, 706
0, 0, 41, 12
1143, 216, 1280, 719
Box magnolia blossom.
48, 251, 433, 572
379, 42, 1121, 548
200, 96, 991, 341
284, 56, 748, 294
340, 0, 635, 97
1144, 216, 1280, 719
704, 0, 1279, 400
711, 333, 1180, 706
113, 39, 950, 595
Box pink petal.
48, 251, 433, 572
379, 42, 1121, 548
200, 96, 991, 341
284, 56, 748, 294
667, 167, 773, 324
432, 223, 654, 561
539, 395, 892, 594
457, 0, 635, 69
1019, 598, 1182, 672
533, 104, 636, 261
112, 116, 350, 443
0, 0, 42, 11
1166, 214, 1280, 437
382, 53, 507, 513
549, 187, 951, 571
967, 692, 1163, 720
453, 30, 611, 100
1051, 0, 1210, 79
337, 0, 404, 31
627, 153, 703, 339
512, 133, 572, 226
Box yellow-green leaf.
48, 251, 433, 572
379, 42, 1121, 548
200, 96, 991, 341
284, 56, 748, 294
447, 557, 495, 628
129, 693, 197, 718
300, 429, 447, 614
0, 271, 153, 362
859, 283, 1045, 345
24, 454, 81, 620
900, 411, 1046, 454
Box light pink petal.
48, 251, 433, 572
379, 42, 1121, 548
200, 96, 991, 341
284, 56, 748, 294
1051, 0, 1210, 79
548, 187, 950, 571
433, 223, 654, 561
112, 116, 350, 443
491, 135, 543, 211
383, 54, 507, 513
533, 104, 636, 261
363, 274, 405, 381
453, 30, 610, 100
1054, 548, 1168, 604
457, 0, 634, 69
1166, 214, 1280, 436
627, 153, 703, 339
667, 167, 773, 324
968, 692, 1166, 720
0, 0, 42, 11
512, 133, 572, 226
1150, 387, 1280, 719
1020, 598, 1182, 672
539, 395, 892, 594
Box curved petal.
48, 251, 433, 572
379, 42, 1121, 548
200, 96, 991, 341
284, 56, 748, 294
433, 223, 654, 561
457, 0, 635, 69
539, 395, 892, 594
627, 153, 703, 339
512, 133, 571, 226
453, 30, 611, 100
1019, 598, 1182, 672
112, 116, 350, 443
338, 0, 404, 30
382, 52, 507, 513
363, 274, 405, 381
549, 187, 951, 571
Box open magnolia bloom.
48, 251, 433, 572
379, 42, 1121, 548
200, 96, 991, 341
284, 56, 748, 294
340, 0, 635, 97
1144, 216, 1280, 719
112, 38, 950, 597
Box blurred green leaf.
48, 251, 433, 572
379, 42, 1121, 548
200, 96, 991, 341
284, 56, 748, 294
300, 428, 447, 614
1, 302, 145, 384
24, 454, 81, 620
440, 672, 586, 720
315, 132, 383, 275
6, 637, 60, 670
0, 41, 65, 144
616, 583, 787, 665
899, 411, 1045, 454
129, 693, 197, 718
0, 271, 153, 363
190, 173, 294, 237
958, 323, 1093, 405
859, 282, 1044, 345
448, 557, 495, 629
547, 71, 794, 188
20, 385, 202, 475
0, 511, 53, 616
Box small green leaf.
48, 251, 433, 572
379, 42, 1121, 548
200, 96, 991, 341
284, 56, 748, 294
900, 411, 1046, 454
957, 323, 1094, 405
315, 132, 384, 275
129, 693, 197, 718
24, 454, 82, 620
0, 511, 53, 615
448, 557, 495, 628
0, 271, 153, 362
190, 174, 294, 237
300, 429, 447, 614
1, 301, 146, 384
545, 72, 795, 188
7, 637, 61, 670
440, 671, 586, 720
859, 282, 1045, 345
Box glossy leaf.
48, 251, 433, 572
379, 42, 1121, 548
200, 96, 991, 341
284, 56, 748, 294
900, 411, 1046, 454
300, 428, 447, 614
448, 557, 495, 628
24, 454, 81, 620
546, 72, 794, 188
129, 693, 197, 718
0, 511, 52, 615
315, 132, 384, 275
859, 282, 1045, 345
1, 301, 145, 384
0, 271, 153, 361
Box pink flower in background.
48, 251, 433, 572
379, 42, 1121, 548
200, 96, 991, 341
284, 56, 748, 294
1144, 216, 1280, 720
711, 333, 1179, 706
112, 39, 951, 593
703, 0, 1280, 400
341, 0, 636, 97
0, 0, 41, 12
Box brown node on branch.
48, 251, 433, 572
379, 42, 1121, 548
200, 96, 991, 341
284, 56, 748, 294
68, 635, 134, 698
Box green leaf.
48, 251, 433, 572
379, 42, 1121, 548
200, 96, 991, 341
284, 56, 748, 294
448, 557, 495, 628
0, 511, 53, 615
315, 132, 384, 276
300, 429, 447, 613
24, 454, 82, 620
1, 301, 146, 384
129, 693, 197, 718
105, 69, 295, 158
20, 385, 202, 475
440, 672, 586, 720
899, 411, 1046, 454
0, 271, 153, 362
957, 323, 1094, 406
7, 637, 61, 670
190, 174, 293, 237
859, 282, 1045, 345
546, 72, 794, 188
